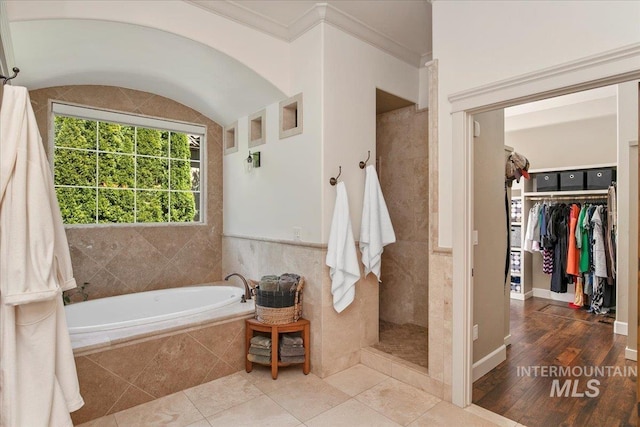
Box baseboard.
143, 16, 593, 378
504, 334, 512, 346
510, 290, 533, 301
473, 345, 506, 382
625, 347, 637, 361
532, 287, 574, 303
614, 321, 628, 336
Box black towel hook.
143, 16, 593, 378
330, 166, 342, 186
359, 150, 371, 169
1, 67, 20, 85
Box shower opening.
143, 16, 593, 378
372, 88, 429, 369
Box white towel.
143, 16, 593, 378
359, 165, 395, 281
326, 182, 360, 313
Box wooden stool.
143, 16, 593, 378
245, 317, 310, 379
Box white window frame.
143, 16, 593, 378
49, 101, 207, 227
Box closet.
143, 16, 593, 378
511, 164, 617, 310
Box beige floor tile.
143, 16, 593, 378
185, 420, 212, 427
183, 372, 263, 417
114, 392, 203, 427
464, 404, 518, 427
323, 364, 389, 397
255, 371, 350, 421
75, 415, 118, 427
355, 377, 440, 425
305, 399, 402, 427
408, 401, 502, 427
206, 395, 301, 427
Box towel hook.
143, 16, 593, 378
329, 166, 342, 186
1, 67, 20, 85
359, 151, 371, 169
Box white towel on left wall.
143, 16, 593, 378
326, 182, 360, 313
360, 164, 395, 281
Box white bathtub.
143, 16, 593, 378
65, 283, 254, 351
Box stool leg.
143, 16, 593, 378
271, 327, 279, 379
245, 323, 253, 373
303, 323, 310, 375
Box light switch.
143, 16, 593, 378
473, 230, 479, 245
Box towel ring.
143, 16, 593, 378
359, 151, 371, 169
330, 166, 341, 186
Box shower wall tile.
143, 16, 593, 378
376, 105, 429, 328
30, 86, 223, 301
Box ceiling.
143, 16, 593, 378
189, 0, 432, 65
5, 1, 431, 126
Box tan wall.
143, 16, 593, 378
472, 109, 507, 364
30, 85, 223, 301
376, 105, 429, 327
505, 115, 617, 170
222, 236, 379, 378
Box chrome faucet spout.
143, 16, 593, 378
224, 273, 252, 302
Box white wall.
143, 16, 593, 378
433, 0, 640, 247
322, 24, 419, 242
224, 25, 324, 242
6, 0, 291, 95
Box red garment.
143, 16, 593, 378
566, 204, 580, 276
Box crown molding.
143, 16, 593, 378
185, 1, 423, 68
187, 0, 290, 40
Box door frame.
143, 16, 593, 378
449, 43, 640, 406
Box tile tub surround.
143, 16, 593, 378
29, 85, 223, 302
71, 316, 250, 425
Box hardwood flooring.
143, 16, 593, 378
473, 297, 637, 427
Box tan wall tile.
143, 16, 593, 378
30, 85, 223, 301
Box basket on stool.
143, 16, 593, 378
252, 277, 304, 325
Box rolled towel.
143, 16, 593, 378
279, 346, 305, 357
259, 275, 280, 291
279, 273, 300, 291
280, 355, 305, 364
249, 346, 272, 357
281, 334, 303, 346
250, 336, 272, 348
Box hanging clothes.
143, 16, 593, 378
578, 204, 590, 274
0, 86, 84, 426
566, 204, 580, 276
524, 203, 541, 252
592, 206, 607, 279
549, 204, 570, 293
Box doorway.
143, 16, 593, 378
465, 84, 638, 426
372, 88, 430, 369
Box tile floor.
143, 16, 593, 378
374, 321, 429, 368
78, 364, 526, 427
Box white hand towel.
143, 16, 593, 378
360, 164, 396, 281
326, 182, 360, 313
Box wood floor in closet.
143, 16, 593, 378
473, 297, 637, 427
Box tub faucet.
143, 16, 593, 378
224, 273, 252, 302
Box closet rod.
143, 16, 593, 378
527, 195, 608, 202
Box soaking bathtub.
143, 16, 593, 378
65, 283, 255, 351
